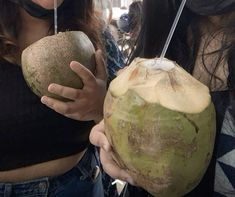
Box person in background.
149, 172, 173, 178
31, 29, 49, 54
127, 1, 142, 42
90, 0, 235, 196
117, 1, 142, 61
0, 0, 124, 196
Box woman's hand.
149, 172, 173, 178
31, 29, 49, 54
89, 120, 135, 185
41, 50, 107, 123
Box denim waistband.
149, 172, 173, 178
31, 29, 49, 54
0, 145, 101, 197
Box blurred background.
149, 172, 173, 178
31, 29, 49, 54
95, 0, 143, 62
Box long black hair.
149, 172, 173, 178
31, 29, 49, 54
130, 0, 235, 86
130, 0, 196, 70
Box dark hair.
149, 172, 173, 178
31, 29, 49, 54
130, 0, 197, 69
128, 1, 142, 35
130, 0, 235, 88
0, 0, 103, 64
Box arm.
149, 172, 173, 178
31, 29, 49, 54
40, 30, 125, 123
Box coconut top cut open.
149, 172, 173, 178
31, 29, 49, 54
109, 58, 211, 114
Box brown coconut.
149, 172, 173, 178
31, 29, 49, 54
21, 31, 95, 100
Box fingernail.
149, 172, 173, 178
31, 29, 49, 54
48, 84, 54, 92
41, 97, 47, 104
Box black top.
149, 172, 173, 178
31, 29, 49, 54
0, 30, 125, 171
0, 62, 94, 170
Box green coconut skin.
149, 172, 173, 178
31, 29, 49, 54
104, 90, 216, 197
21, 31, 95, 100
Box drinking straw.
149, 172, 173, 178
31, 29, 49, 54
159, 0, 187, 60
54, 0, 58, 34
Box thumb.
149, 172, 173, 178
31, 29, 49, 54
95, 49, 108, 80
89, 120, 111, 152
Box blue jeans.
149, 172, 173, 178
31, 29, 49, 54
0, 146, 104, 197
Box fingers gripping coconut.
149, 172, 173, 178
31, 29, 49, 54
103, 58, 216, 197
21, 31, 96, 101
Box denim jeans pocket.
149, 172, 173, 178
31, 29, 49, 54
48, 146, 104, 197
76, 146, 101, 183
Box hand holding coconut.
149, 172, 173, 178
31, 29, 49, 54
41, 49, 107, 122
22, 31, 107, 122
90, 120, 135, 185
91, 0, 235, 195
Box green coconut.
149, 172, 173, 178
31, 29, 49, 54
21, 31, 95, 100
104, 57, 216, 197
